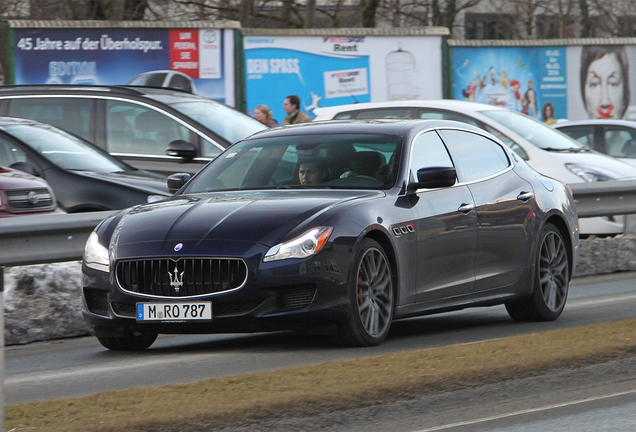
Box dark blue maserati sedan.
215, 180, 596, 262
82, 119, 579, 350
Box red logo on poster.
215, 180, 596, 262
170, 29, 199, 78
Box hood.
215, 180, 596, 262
111, 190, 381, 257
0, 166, 50, 189
74, 170, 169, 195
524, 146, 636, 183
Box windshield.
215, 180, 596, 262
480, 109, 583, 150
170, 101, 267, 144
184, 134, 401, 193
6, 123, 130, 172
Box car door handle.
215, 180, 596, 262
457, 203, 474, 213
517, 191, 534, 202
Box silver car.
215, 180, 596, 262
314, 100, 636, 235
552, 119, 636, 168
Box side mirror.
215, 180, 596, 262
166, 140, 197, 161
408, 166, 457, 191
167, 173, 191, 194
9, 161, 40, 176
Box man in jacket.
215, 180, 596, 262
282, 95, 312, 125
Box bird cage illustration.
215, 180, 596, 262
385, 47, 419, 100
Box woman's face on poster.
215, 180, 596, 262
584, 52, 625, 119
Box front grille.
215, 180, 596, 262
84, 288, 108, 316
116, 258, 248, 298
276, 285, 317, 311
5, 188, 54, 210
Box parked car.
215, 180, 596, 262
313, 99, 636, 236
127, 70, 197, 94
0, 117, 169, 212
82, 119, 578, 350
0, 85, 267, 176
552, 119, 636, 167
0, 165, 62, 217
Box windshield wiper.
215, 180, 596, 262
543, 147, 590, 153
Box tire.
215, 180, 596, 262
96, 332, 158, 351
506, 223, 569, 322
334, 238, 394, 347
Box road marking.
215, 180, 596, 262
568, 293, 636, 308
5, 354, 215, 385
411, 387, 636, 431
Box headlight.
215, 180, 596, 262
263, 227, 333, 262
84, 232, 110, 272
565, 163, 614, 182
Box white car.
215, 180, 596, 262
314, 99, 636, 235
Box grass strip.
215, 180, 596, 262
8, 317, 636, 432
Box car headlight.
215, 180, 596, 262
84, 232, 110, 272
263, 227, 333, 262
565, 163, 614, 182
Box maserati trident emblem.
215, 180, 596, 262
169, 268, 184, 292
174, 243, 183, 252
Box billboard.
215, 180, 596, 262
244, 33, 445, 122
451, 43, 636, 122
11, 25, 236, 105
452, 46, 567, 124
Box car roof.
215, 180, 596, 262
0, 84, 207, 101
246, 118, 486, 139
0, 116, 42, 127
553, 119, 636, 127
313, 99, 502, 118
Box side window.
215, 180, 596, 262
482, 125, 529, 160
0, 136, 27, 166
558, 126, 595, 149
105, 100, 192, 156
440, 130, 510, 182
602, 127, 636, 158
6, 98, 91, 141
356, 108, 412, 119
333, 113, 353, 120
410, 131, 454, 178
169, 74, 194, 93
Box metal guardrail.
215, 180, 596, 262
0, 210, 115, 267
569, 179, 636, 218
0, 180, 634, 268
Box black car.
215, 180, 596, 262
0, 85, 267, 175
82, 120, 579, 350
0, 117, 169, 212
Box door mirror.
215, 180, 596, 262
166, 140, 197, 161
167, 173, 191, 194
9, 161, 40, 177
408, 166, 457, 191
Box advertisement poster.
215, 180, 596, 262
13, 27, 231, 104
244, 34, 443, 122
566, 45, 636, 121
452, 47, 567, 124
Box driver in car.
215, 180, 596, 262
298, 160, 329, 185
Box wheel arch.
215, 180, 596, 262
363, 229, 400, 303
544, 214, 574, 281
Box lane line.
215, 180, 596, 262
412, 387, 636, 431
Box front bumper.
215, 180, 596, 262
82, 246, 353, 337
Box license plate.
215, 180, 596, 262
136, 302, 212, 322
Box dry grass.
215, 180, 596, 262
7, 317, 636, 432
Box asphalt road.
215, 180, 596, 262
5, 271, 636, 405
